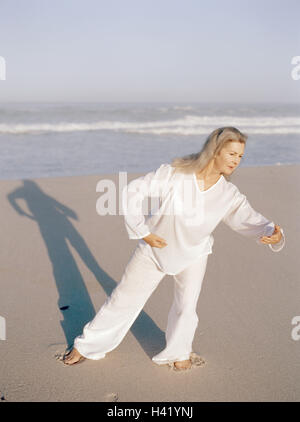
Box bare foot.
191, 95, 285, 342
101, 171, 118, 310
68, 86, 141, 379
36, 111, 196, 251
174, 359, 192, 370
63, 347, 86, 365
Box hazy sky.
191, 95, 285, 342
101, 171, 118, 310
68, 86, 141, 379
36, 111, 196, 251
0, 0, 299, 103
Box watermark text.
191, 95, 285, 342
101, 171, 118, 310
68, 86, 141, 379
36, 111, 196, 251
0, 56, 6, 80
96, 172, 206, 225
291, 56, 300, 80
291, 316, 300, 341
0, 315, 6, 340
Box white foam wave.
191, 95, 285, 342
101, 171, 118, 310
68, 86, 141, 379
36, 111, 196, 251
0, 115, 299, 135
125, 127, 300, 135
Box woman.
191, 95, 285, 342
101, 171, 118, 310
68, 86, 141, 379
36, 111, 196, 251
63, 127, 285, 370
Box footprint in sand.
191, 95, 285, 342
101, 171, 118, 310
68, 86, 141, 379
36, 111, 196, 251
54, 351, 66, 363
190, 352, 206, 366
46, 343, 69, 363
104, 392, 119, 402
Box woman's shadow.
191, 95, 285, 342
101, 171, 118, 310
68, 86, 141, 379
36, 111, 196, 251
7, 179, 165, 357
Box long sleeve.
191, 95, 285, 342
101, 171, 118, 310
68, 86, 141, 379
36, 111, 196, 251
222, 187, 285, 252
122, 163, 173, 240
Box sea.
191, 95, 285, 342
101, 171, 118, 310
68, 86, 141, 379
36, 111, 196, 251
0, 102, 299, 180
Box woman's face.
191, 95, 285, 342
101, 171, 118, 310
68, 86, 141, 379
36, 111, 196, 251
214, 141, 245, 175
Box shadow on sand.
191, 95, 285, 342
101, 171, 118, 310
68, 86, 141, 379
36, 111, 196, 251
7, 180, 165, 359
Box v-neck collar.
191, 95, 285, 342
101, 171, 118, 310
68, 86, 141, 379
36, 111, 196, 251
193, 173, 224, 194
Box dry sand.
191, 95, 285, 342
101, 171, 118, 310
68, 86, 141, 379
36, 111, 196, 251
0, 164, 299, 402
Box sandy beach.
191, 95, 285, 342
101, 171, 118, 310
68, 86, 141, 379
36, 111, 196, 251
0, 163, 299, 402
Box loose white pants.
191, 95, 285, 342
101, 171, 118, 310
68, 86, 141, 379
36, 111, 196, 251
73, 244, 209, 365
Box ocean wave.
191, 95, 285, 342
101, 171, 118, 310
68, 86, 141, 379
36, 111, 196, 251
124, 127, 300, 135
0, 115, 300, 135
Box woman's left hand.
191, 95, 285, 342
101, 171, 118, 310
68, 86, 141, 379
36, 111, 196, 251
260, 224, 282, 244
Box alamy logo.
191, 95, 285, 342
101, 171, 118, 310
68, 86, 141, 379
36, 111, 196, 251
291, 316, 300, 341
0, 315, 6, 340
291, 56, 300, 80
0, 56, 6, 80
96, 172, 206, 225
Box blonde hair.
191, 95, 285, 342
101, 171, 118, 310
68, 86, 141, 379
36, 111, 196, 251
171, 127, 248, 181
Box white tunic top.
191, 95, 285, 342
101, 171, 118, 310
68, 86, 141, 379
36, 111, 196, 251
122, 163, 285, 275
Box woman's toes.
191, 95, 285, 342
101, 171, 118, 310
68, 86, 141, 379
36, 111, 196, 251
174, 359, 192, 370
63, 351, 75, 364
63, 348, 84, 365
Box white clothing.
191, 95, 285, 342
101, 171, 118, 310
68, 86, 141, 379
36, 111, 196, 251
74, 244, 209, 364
73, 163, 285, 364
123, 163, 285, 275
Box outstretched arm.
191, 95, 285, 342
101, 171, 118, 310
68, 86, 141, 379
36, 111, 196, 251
222, 187, 285, 252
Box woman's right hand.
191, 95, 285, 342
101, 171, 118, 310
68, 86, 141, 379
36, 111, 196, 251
143, 233, 168, 248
